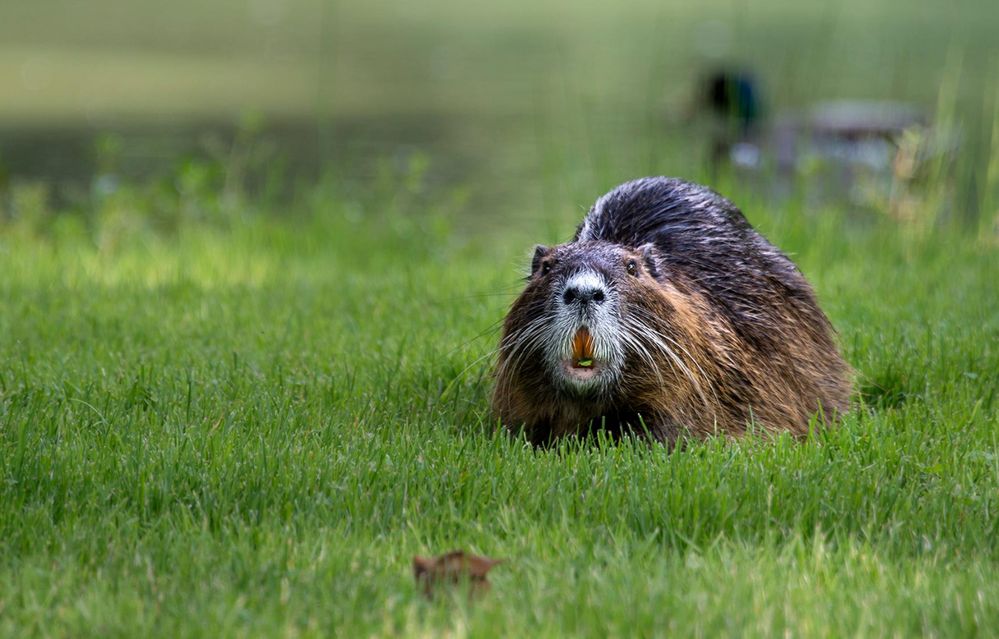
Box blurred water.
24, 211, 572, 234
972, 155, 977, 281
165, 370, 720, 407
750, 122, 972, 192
1, 0, 997, 221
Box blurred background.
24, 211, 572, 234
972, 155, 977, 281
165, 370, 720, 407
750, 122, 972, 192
1, 0, 998, 233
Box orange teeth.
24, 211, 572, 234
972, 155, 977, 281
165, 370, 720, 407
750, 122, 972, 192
572, 327, 594, 366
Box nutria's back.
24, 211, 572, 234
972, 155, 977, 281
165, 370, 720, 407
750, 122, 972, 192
493, 177, 852, 445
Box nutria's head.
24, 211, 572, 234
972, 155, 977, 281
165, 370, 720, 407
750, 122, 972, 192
497, 239, 665, 400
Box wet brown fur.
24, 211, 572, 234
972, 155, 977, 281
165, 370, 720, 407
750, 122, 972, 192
492, 179, 852, 446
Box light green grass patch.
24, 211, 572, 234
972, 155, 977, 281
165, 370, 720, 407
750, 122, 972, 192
0, 179, 996, 636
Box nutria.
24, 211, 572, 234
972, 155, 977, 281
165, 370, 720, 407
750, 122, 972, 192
492, 177, 851, 445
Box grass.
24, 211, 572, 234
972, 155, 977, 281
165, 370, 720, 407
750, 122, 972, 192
2, 0, 997, 634
0, 166, 996, 637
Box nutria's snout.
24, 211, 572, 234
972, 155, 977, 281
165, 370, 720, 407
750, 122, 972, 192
562, 279, 606, 306
547, 269, 624, 394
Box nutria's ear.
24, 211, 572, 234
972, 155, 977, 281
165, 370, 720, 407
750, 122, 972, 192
638, 243, 660, 278
530, 245, 550, 274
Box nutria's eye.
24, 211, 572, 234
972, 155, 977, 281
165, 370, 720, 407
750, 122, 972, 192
541, 261, 552, 275
626, 259, 638, 276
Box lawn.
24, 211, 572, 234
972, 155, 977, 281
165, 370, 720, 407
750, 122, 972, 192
0, 165, 996, 637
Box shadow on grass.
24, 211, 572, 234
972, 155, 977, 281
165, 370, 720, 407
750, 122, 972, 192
859, 366, 920, 409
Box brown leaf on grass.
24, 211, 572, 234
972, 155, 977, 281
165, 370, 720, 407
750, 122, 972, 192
412, 550, 504, 599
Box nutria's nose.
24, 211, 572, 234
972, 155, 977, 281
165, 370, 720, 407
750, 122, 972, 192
562, 280, 607, 306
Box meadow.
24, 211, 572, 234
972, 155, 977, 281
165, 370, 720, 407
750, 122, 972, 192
1, 0, 998, 635
0, 156, 996, 636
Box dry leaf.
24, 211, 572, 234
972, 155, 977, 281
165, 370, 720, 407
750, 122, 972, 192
412, 550, 504, 599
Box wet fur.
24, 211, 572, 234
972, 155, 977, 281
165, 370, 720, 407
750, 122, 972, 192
492, 177, 852, 445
